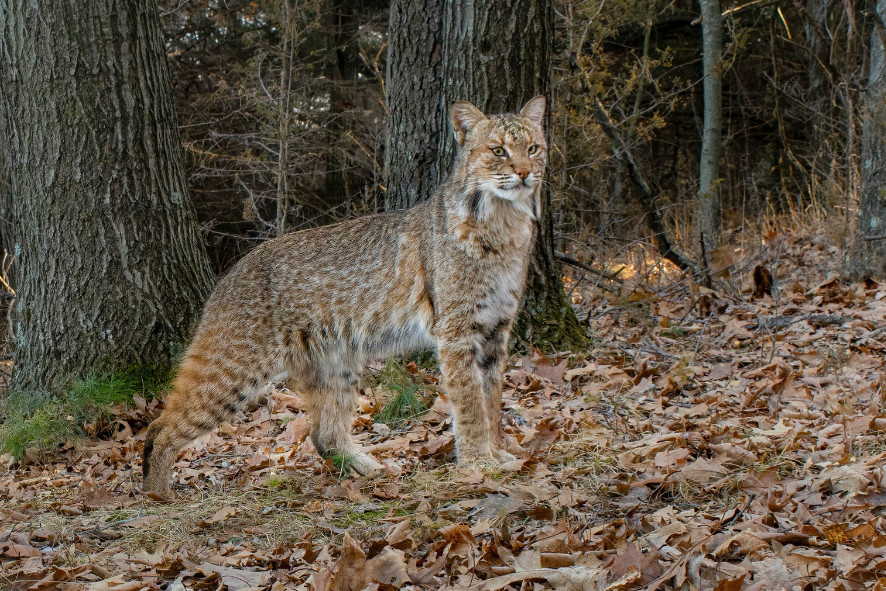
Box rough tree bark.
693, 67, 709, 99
385, 0, 586, 349
698, 0, 723, 257
805, 0, 832, 155
384, 0, 445, 210
0, 0, 215, 392
848, 0, 886, 279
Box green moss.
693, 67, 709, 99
513, 295, 589, 353
0, 366, 170, 460
662, 326, 688, 338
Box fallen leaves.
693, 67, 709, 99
3, 231, 886, 589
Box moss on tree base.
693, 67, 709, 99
847, 241, 886, 281
512, 283, 588, 353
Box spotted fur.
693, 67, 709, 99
142, 96, 548, 495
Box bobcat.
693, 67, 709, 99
142, 96, 548, 495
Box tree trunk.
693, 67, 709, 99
323, 1, 360, 221
441, 0, 585, 349
698, 0, 723, 257
805, 0, 832, 157
384, 0, 586, 349
384, 0, 445, 210
0, 0, 215, 393
848, 0, 886, 279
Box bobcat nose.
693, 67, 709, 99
514, 167, 530, 181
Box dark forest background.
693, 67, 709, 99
160, 0, 876, 270
2, 0, 885, 396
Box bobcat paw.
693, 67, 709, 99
350, 452, 385, 477
492, 448, 517, 463
458, 447, 518, 469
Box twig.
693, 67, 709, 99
689, 312, 714, 366
855, 325, 886, 345
189, 452, 249, 466
641, 339, 681, 360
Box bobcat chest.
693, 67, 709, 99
473, 258, 527, 328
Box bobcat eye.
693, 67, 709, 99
527, 144, 539, 155
491, 146, 507, 157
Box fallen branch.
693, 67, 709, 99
554, 250, 624, 282
749, 313, 851, 331
591, 97, 693, 272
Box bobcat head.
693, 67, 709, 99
449, 96, 547, 219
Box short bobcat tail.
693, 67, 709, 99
142, 336, 270, 495
142, 424, 156, 482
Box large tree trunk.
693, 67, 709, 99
323, 1, 361, 221
439, 0, 585, 349
805, 0, 832, 157
0, 0, 215, 392
384, 0, 445, 210
697, 0, 723, 257
385, 0, 586, 349
848, 0, 886, 279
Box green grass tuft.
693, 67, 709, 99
374, 358, 430, 428
331, 452, 355, 475
377, 389, 427, 427
263, 475, 287, 490
0, 366, 170, 460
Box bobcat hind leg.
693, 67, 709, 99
143, 346, 280, 496
297, 361, 384, 476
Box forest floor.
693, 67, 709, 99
3, 229, 886, 590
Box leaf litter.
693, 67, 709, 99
2, 231, 886, 590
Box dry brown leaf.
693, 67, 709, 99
680, 457, 730, 485
365, 546, 410, 587
605, 566, 642, 590
89, 578, 153, 591
565, 363, 597, 382
280, 417, 311, 445
711, 531, 769, 559
470, 494, 525, 520
331, 532, 367, 591
0, 541, 42, 557
712, 574, 746, 591
533, 357, 569, 386
195, 505, 238, 529
83, 483, 120, 510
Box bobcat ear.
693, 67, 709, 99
450, 101, 486, 145
520, 95, 546, 125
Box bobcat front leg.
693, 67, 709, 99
476, 320, 516, 462
438, 331, 511, 464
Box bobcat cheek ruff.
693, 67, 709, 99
143, 96, 547, 495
